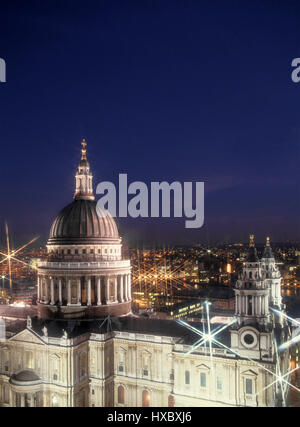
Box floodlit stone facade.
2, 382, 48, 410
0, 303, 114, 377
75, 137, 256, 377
0, 318, 282, 407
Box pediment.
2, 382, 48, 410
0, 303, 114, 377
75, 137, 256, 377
141, 349, 152, 356
196, 363, 210, 371
241, 369, 258, 377
9, 328, 44, 345
50, 353, 61, 360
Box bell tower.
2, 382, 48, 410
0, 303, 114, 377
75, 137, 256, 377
261, 237, 282, 309
230, 235, 274, 360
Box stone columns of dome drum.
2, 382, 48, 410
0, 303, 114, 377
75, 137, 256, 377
105, 276, 110, 304
97, 276, 101, 305
40, 276, 43, 302
45, 277, 49, 303
128, 274, 131, 300
58, 278, 62, 305
43, 277, 47, 303
50, 277, 55, 305
119, 275, 124, 302
114, 276, 118, 303
87, 277, 91, 306
77, 278, 81, 304
126, 274, 130, 301
67, 278, 71, 305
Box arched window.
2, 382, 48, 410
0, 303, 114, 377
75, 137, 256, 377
185, 370, 190, 385
200, 372, 206, 388
118, 386, 125, 404
52, 395, 58, 407
142, 390, 150, 407
3, 385, 9, 404
168, 395, 175, 407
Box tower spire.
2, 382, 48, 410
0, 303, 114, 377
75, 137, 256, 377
74, 139, 94, 200
247, 234, 258, 262
262, 236, 274, 259
81, 138, 87, 161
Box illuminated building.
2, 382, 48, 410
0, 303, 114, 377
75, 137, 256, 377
0, 143, 292, 407
37, 139, 131, 318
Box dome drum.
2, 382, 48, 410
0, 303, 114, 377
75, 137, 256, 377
38, 300, 132, 319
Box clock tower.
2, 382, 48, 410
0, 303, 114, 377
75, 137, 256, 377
230, 235, 274, 360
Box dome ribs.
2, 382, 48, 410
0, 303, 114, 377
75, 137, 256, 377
47, 199, 120, 245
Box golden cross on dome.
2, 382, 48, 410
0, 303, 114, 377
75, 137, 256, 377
81, 138, 87, 160
266, 236, 270, 247
249, 234, 255, 247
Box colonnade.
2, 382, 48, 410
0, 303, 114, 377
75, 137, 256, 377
37, 273, 131, 306
236, 293, 268, 317
13, 391, 41, 407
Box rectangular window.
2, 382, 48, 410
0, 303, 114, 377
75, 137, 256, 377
200, 372, 206, 388
217, 376, 222, 390
246, 378, 253, 395
143, 369, 148, 376
185, 370, 190, 385
4, 386, 9, 404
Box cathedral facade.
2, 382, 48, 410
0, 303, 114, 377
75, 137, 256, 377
0, 141, 290, 407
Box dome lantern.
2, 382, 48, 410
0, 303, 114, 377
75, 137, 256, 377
74, 138, 95, 201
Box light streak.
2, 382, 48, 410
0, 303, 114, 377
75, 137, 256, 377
274, 339, 286, 406
132, 248, 197, 307
280, 334, 300, 351
178, 305, 300, 406
178, 302, 237, 356
0, 223, 39, 297
257, 364, 300, 400
271, 307, 300, 328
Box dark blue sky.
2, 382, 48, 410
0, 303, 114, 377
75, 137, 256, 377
0, 0, 299, 248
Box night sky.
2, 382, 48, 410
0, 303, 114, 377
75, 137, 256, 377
0, 0, 299, 248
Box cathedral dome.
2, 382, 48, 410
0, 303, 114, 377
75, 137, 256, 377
37, 139, 131, 320
48, 199, 119, 245
47, 139, 119, 246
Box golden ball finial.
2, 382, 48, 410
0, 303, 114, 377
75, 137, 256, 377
266, 236, 270, 247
